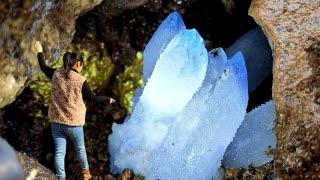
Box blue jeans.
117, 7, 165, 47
51, 123, 89, 179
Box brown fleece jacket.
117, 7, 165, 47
48, 68, 87, 126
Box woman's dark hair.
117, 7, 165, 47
63, 52, 84, 77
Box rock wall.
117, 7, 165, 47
0, 0, 103, 108
249, 0, 320, 178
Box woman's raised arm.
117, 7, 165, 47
35, 41, 56, 79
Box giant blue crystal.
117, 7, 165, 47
108, 12, 253, 179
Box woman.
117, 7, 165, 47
34, 41, 116, 180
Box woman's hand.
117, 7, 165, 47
109, 98, 116, 104
34, 41, 43, 53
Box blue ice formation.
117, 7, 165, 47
109, 12, 250, 179
223, 100, 276, 168
143, 12, 186, 84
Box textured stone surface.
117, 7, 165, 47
249, 0, 320, 178
0, 0, 102, 108
17, 151, 56, 179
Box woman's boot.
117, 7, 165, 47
82, 169, 92, 180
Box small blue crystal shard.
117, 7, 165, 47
143, 11, 186, 84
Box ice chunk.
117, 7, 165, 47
109, 29, 208, 174
226, 28, 273, 92
223, 100, 276, 168
143, 11, 186, 84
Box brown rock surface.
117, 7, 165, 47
0, 0, 102, 108
249, 0, 320, 179
17, 151, 56, 179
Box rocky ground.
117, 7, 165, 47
17, 152, 56, 179
224, 163, 274, 180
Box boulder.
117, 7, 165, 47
0, 0, 103, 108
249, 0, 320, 178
